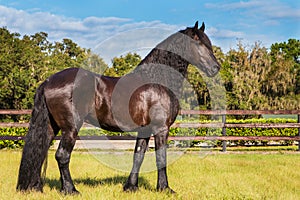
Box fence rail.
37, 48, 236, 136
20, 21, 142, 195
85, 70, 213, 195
1, 109, 300, 151
1, 135, 300, 141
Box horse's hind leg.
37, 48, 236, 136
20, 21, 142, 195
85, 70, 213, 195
48, 113, 60, 142
55, 126, 80, 194
124, 132, 150, 191
154, 127, 175, 193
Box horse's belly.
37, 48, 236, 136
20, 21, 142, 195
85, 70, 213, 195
85, 112, 135, 132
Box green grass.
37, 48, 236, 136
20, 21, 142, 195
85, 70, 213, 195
0, 150, 300, 200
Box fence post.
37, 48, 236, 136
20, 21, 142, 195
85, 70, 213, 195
222, 114, 227, 152
298, 114, 300, 151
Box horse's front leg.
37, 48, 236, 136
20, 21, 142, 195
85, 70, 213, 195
154, 127, 175, 193
55, 128, 79, 194
124, 135, 150, 192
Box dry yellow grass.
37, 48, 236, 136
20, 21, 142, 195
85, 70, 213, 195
0, 149, 299, 199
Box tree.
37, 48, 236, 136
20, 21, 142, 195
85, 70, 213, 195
0, 28, 92, 113
183, 46, 228, 111
81, 52, 109, 74
184, 65, 209, 110
270, 39, 300, 94
104, 53, 141, 77
223, 40, 300, 110
1, 26, 299, 115
0, 28, 45, 110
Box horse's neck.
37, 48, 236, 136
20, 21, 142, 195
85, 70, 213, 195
138, 32, 190, 76
132, 32, 190, 95
138, 48, 189, 77
132, 48, 188, 96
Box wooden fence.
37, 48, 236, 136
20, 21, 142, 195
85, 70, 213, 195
1, 109, 300, 151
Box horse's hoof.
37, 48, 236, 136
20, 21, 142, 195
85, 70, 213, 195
61, 188, 80, 195
158, 187, 176, 194
167, 188, 176, 194
123, 184, 138, 192
71, 189, 80, 195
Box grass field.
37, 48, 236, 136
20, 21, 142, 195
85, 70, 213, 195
0, 149, 299, 200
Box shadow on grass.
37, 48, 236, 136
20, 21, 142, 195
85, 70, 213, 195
45, 175, 153, 191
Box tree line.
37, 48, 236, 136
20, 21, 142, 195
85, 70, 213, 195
0, 27, 299, 116
188, 40, 300, 110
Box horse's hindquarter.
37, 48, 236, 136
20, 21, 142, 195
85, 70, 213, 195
129, 84, 179, 129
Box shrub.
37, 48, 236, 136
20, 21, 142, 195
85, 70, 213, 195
169, 118, 298, 147
0, 118, 298, 148
0, 127, 26, 149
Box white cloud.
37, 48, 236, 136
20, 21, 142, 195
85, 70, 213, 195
83, 16, 132, 26
0, 5, 179, 63
205, 0, 300, 21
203, 0, 300, 52
1, 4, 271, 60
262, 5, 300, 19
94, 27, 176, 65
207, 27, 244, 39
205, 0, 265, 10
0, 5, 87, 33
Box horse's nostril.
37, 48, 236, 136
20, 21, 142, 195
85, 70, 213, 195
213, 65, 220, 73
208, 65, 220, 77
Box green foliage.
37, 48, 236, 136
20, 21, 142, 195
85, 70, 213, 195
224, 118, 298, 146
0, 127, 26, 148
223, 41, 300, 110
0, 28, 299, 149
270, 38, 300, 97
184, 65, 209, 110
81, 52, 108, 74
103, 53, 141, 76
168, 118, 298, 147
184, 40, 300, 110
0, 27, 299, 112
5, 119, 297, 149
78, 128, 136, 137
1, 118, 296, 149
0, 28, 92, 114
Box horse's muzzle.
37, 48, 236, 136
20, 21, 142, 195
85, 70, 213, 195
207, 65, 220, 77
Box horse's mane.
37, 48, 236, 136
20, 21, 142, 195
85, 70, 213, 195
134, 30, 190, 77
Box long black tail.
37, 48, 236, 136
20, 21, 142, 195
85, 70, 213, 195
17, 82, 51, 192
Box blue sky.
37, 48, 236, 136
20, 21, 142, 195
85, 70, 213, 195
0, 0, 299, 63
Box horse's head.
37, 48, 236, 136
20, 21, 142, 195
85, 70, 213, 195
180, 21, 221, 77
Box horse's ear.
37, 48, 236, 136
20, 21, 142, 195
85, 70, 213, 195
193, 21, 199, 31
199, 22, 205, 32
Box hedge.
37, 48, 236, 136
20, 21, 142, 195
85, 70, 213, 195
0, 127, 26, 149
0, 118, 298, 149
169, 118, 298, 147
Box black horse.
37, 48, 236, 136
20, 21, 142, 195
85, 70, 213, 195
17, 21, 220, 194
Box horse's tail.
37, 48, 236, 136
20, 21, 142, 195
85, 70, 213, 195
17, 81, 51, 192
